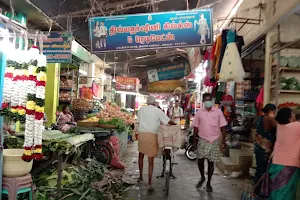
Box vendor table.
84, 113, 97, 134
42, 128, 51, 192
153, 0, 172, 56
74, 126, 129, 157
30, 130, 94, 196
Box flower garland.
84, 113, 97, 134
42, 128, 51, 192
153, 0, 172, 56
23, 57, 37, 161
1, 61, 14, 114
22, 47, 47, 161
33, 53, 47, 160
0, 45, 47, 162
1, 57, 28, 124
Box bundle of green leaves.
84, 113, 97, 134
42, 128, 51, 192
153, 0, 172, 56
99, 118, 127, 132
34, 159, 129, 200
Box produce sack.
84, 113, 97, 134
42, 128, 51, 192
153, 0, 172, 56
157, 125, 182, 149
110, 136, 120, 157
109, 136, 125, 169
110, 153, 125, 169
80, 86, 93, 100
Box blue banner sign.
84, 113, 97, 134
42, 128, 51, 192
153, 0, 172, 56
147, 62, 190, 83
89, 9, 213, 52
42, 32, 72, 63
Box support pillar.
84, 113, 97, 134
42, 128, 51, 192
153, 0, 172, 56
0, 51, 7, 197
87, 63, 95, 85
98, 68, 105, 100
45, 63, 60, 125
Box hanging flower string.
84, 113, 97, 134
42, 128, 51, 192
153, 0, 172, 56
1, 60, 15, 115
33, 53, 47, 160
22, 58, 38, 162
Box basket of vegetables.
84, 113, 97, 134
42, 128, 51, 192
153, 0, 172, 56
98, 118, 120, 129
77, 115, 100, 127
72, 98, 92, 112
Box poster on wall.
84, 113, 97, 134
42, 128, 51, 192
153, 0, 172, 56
88, 9, 213, 52
116, 76, 140, 92
147, 62, 191, 83
42, 32, 72, 63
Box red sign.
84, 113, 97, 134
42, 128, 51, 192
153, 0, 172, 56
116, 76, 140, 92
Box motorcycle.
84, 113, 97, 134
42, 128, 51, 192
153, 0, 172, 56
181, 127, 198, 161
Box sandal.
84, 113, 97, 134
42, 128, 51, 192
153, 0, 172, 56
206, 185, 213, 192
196, 178, 206, 188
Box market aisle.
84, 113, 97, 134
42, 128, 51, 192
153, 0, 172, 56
123, 142, 245, 200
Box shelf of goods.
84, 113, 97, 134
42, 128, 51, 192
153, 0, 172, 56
59, 69, 78, 104
270, 40, 300, 108
235, 69, 263, 117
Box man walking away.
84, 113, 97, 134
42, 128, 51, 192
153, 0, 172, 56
170, 100, 183, 125
193, 93, 227, 192
137, 96, 176, 192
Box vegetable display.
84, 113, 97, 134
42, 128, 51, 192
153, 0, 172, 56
278, 102, 300, 109
280, 77, 300, 91
96, 103, 134, 126
72, 98, 92, 112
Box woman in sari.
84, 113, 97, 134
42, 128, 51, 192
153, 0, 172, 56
57, 105, 77, 133
267, 108, 300, 200
254, 104, 277, 194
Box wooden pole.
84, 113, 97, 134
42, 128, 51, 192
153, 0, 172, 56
275, 25, 280, 107
196, 0, 201, 8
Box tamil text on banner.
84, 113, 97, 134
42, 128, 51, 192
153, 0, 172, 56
89, 9, 213, 53
42, 32, 72, 63
116, 76, 140, 92
147, 62, 191, 83
147, 80, 181, 93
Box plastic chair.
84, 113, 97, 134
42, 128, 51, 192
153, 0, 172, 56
2, 174, 34, 200
2, 187, 33, 200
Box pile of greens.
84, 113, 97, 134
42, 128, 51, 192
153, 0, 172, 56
42, 140, 74, 156
99, 118, 127, 132
280, 77, 300, 91
4, 136, 24, 149
34, 159, 130, 200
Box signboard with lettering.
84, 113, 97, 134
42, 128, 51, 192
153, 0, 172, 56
116, 76, 140, 92
43, 32, 72, 63
147, 62, 190, 83
88, 9, 213, 52
147, 80, 181, 93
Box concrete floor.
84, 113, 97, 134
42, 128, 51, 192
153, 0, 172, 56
123, 142, 247, 200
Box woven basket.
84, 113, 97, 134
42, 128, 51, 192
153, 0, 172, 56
77, 121, 99, 127
98, 124, 118, 129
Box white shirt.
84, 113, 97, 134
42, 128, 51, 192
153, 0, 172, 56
94, 26, 101, 37
137, 105, 170, 134
170, 106, 183, 124
99, 26, 107, 36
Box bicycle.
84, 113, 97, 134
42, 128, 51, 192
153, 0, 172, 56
157, 146, 177, 196
156, 125, 181, 196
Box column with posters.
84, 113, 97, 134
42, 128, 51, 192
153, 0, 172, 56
88, 9, 213, 53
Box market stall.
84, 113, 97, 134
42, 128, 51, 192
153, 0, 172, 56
77, 102, 134, 158
0, 13, 131, 200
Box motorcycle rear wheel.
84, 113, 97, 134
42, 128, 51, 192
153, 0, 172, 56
185, 145, 197, 160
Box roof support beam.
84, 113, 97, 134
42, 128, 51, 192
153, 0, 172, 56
52, 0, 167, 19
